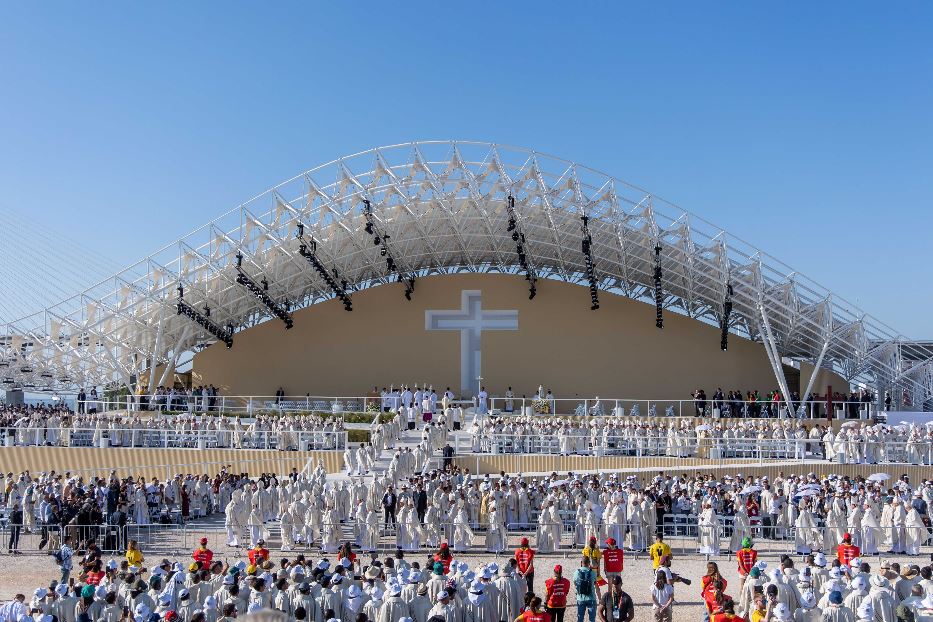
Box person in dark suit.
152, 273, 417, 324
382, 487, 397, 528
415, 485, 428, 524
442, 443, 454, 471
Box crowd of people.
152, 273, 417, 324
7, 517, 933, 622
462, 416, 933, 465
0, 407, 347, 451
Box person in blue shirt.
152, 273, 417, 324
573, 557, 600, 622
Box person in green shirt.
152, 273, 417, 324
573, 556, 600, 622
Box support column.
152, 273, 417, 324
147, 304, 169, 395
758, 302, 794, 414
801, 340, 831, 415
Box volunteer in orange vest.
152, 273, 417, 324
602, 538, 624, 584
515, 537, 536, 593
735, 537, 757, 586
544, 564, 571, 622
192, 537, 213, 566
836, 532, 860, 566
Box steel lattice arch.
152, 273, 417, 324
1, 141, 931, 408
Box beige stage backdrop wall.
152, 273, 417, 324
0, 447, 342, 480
192, 274, 847, 400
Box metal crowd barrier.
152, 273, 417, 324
1, 427, 348, 451
451, 435, 933, 466
76, 395, 879, 420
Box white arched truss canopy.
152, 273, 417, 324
1, 141, 931, 407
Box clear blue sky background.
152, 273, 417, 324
1, 3, 931, 335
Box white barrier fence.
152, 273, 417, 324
452, 435, 933, 466
0, 426, 348, 451
80, 394, 879, 420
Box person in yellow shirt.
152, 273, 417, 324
648, 533, 672, 571
581, 536, 602, 577
749, 594, 767, 622
125, 539, 144, 567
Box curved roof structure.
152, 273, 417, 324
2, 141, 930, 407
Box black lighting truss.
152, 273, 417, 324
234, 253, 294, 328
580, 213, 599, 310
654, 243, 664, 329
176, 285, 234, 348
362, 199, 415, 300
720, 281, 734, 350
506, 194, 537, 299
296, 223, 353, 311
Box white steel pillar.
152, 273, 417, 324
800, 340, 831, 413
758, 302, 794, 411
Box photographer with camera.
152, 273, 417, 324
656, 556, 691, 587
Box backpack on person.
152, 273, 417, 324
53, 548, 64, 564
576, 569, 593, 597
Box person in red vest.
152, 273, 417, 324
602, 537, 624, 584
702, 580, 733, 621
515, 537, 536, 593
434, 542, 454, 574
517, 595, 551, 622
735, 538, 757, 587
544, 564, 571, 622
192, 537, 213, 566
837, 532, 861, 566
247, 539, 270, 566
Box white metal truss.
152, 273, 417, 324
1, 141, 931, 408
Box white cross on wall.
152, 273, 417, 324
425, 290, 518, 397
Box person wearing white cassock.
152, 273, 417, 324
463, 581, 496, 622
478, 388, 488, 415
378, 583, 410, 622
698, 503, 720, 555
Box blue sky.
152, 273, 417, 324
1, 3, 931, 335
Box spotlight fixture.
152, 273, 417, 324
176, 288, 234, 348
720, 281, 734, 351
580, 211, 599, 310
360, 198, 414, 300
505, 193, 537, 299
234, 252, 294, 328
654, 243, 664, 329
296, 222, 353, 311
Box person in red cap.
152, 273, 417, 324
581, 535, 603, 579
248, 539, 270, 566
602, 537, 624, 585
434, 542, 454, 574
545, 564, 571, 622
515, 537, 536, 593
836, 532, 860, 566
192, 537, 213, 565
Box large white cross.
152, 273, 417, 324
425, 290, 518, 397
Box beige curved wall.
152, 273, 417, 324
192, 274, 847, 400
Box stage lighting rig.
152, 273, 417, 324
720, 281, 734, 351
176, 285, 234, 348
506, 194, 538, 299
361, 199, 415, 301
580, 213, 599, 310
234, 252, 294, 328
296, 223, 353, 311
654, 243, 664, 328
